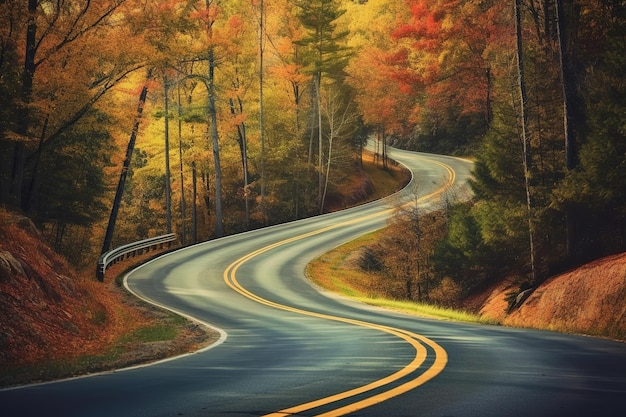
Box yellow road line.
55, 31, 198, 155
223, 157, 455, 416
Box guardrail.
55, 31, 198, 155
96, 233, 177, 281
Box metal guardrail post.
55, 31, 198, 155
96, 233, 177, 281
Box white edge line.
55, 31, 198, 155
122, 259, 229, 361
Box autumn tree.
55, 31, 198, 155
384, 0, 504, 154
294, 0, 351, 211
35, 109, 114, 263
318, 84, 359, 211
367, 192, 449, 301
0, 2, 21, 157
220, 9, 257, 229
101, 73, 152, 254
168, 0, 230, 237
344, 0, 414, 166
265, 0, 313, 219
431, 0, 626, 291
1, 0, 136, 211
0, 0, 164, 261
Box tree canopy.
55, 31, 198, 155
0, 0, 623, 280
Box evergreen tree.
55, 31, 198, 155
294, 0, 350, 82
555, 3, 626, 258
33, 110, 113, 248
294, 0, 351, 211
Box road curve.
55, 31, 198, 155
2, 148, 625, 417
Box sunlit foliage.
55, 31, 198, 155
0, 0, 624, 287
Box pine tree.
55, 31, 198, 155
556, 3, 626, 257
294, 0, 350, 211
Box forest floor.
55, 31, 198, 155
0, 152, 408, 388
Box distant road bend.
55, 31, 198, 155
2, 147, 625, 417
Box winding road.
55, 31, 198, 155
2, 147, 625, 417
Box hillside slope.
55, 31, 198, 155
0, 211, 107, 367
0, 210, 213, 387
475, 252, 626, 340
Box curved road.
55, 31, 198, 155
2, 148, 625, 417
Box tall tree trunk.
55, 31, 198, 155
375, 128, 381, 165
291, 48, 303, 220
382, 125, 388, 169
101, 71, 152, 258
21, 0, 37, 113
208, 47, 224, 237
258, 0, 266, 224
555, 0, 580, 170
10, 0, 38, 208
177, 74, 186, 245
515, 0, 537, 282
485, 67, 492, 125
315, 75, 323, 212
306, 78, 317, 216
163, 73, 172, 234
294, 83, 302, 220
202, 169, 211, 224
321, 132, 333, 214
307, 79, 316, 166
192, 161, 198, 244
205, 0, 224, 237
24, 116, 48, 213
555, 0, 581, 257
229, 96, 250, 228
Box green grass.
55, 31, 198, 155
0, 305, 189, 388
1, 327, 183, 388
307, 230, 500, 327
351, 296, 500, 325
119, 321, 181, 344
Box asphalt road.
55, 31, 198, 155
2, 148, 625, 417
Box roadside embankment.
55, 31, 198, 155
308, 230, 626, 342
476, 252, 626, 340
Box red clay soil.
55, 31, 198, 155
0, 211, 107, 367
476, 252, 626, 340
0, 209, 214, 384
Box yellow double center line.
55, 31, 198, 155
223, 157, 455, 416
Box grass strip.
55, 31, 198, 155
306, 230, 500, 326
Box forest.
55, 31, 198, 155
1, 0, 625, 299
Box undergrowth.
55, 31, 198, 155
306, 230, 499, 326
